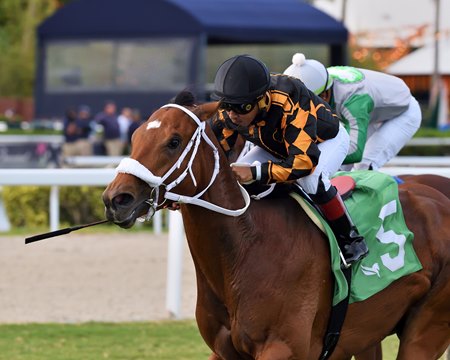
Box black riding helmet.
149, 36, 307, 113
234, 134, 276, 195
211, 55, 270, 104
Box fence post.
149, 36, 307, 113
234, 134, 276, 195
153, 210, 163, 234
50, 185, 60, 231
0, 187, 11, 232
165, 210, 184, 319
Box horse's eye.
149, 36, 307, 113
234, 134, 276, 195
167, 137, 181, 150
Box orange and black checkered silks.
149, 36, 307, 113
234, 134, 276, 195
210, 74, 340, 184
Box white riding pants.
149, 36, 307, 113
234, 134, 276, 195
239, 123, 349, 195
353, 96, 422, 171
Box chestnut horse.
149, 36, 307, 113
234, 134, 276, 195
400, 174, 450, 198
102, 94, 450, 359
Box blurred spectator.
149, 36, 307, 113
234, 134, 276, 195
75, 105, 93, 155
61, 105, 94, 163
94, 100, 123, 156
118, 107, 132, 151
127, 108, 145, 152
62, 107, 80, 157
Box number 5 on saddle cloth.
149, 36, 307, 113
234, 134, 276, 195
291, 170, 422, 305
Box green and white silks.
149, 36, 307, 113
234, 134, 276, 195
294, 170, 422, 305
327, 66, 411, 165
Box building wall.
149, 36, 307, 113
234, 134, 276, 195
0, 97, 35, 121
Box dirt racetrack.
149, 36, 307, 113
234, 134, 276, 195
0, 232, 197, 324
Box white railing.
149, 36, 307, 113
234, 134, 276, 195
380, 166, 450, 177
384, 156, 450, 167
62, 156, 125, 168
0, 168, 163, 233
406, 137, 450, 146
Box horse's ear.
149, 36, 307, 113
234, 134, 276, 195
173, 90, 196, 106
197, 101, 220, 121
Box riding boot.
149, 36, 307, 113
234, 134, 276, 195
312, 185, 369, 266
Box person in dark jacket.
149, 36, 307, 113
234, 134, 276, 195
94, 100, 123, 156
210, 54, 368, 266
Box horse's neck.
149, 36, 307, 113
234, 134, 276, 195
180, 154, 251, 298
181, 205, 253, 299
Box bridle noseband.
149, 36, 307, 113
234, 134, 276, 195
115, 103, 250, 221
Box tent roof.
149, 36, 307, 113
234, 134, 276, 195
38, 0, 348, 44
387, 38, 450, 75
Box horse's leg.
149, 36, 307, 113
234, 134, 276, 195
208, 354, 223, 360
396, 281, 450, 359
256, 341, 294, 360
353, 344, 382, 360
195, 271, 243, 359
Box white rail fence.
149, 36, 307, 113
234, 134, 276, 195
0, 157, 449, 318
0, 168, 163, 234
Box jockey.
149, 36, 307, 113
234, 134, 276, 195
283, 53, 422, 171
210, 54, 369, 266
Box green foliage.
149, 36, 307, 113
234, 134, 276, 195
2, 186, 105, 228
0, 0, 60, 97
398, 145, 450, 156
0, 127, 62, 135
414, 128, 450, 138
2, 186, 49, 227
59, 186, 106, 225
398, 128, 450, 155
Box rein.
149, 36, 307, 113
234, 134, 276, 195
115, 103, 251, 219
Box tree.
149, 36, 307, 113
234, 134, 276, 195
0, 0, 70, 97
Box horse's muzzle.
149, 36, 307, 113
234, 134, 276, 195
103, 191, 150, 229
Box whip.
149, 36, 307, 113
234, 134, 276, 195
25, 219, 109, 244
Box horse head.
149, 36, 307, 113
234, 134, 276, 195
102, 91, 222, 228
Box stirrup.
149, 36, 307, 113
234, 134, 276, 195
341, 238, 369, 267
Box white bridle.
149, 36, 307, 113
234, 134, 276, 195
115, 103, 251, 220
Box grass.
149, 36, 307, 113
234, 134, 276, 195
0, 321, 445, 360
0, 321, 210, 360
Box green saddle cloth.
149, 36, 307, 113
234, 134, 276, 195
293, 170, 422, 306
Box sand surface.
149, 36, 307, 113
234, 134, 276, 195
0, 232, 197, 324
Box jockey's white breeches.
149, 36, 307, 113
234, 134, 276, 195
352, 96, 422, 171
239, 123, 349, 195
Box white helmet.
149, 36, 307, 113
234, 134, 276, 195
283, 53, 333, 95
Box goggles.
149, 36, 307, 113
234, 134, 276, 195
219, 101, 256, 115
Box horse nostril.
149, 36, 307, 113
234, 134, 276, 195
112, 193, 135, 209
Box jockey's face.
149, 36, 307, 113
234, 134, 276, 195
226, 104, 259, 128
320, 89, 332, 103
